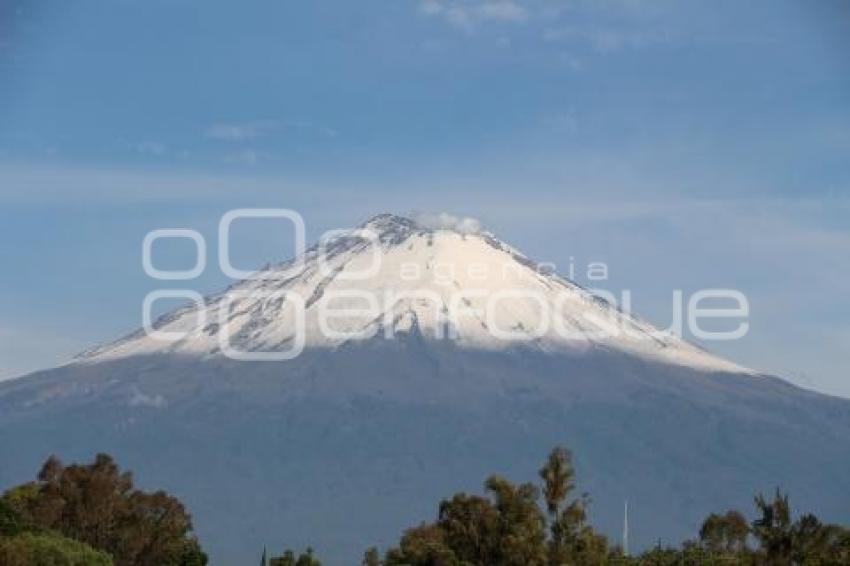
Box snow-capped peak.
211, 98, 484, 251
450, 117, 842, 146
78, 213, 748, 373
362, 212, 481, 236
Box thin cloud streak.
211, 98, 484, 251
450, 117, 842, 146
206, 121, 277, 142
419, 0, 529, 31
206, 120, 339, 142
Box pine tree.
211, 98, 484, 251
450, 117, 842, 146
537, 447, 607, 565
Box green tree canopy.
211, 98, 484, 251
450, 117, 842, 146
381, 447, 611, 566
698, 509, 749, 555
368, 447, 850, 566
0, 531, 113, 566
1, 453, 207, 566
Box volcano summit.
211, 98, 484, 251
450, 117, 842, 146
1, 213, 848, 564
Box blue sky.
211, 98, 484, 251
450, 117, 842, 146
1, 0, 849, 396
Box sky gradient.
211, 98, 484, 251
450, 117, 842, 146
1, 0, 849, 396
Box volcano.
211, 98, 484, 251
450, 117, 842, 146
1, 213, 848, 564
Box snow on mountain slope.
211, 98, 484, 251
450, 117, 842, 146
6, 213, 843, 565
78, 213, 745, 373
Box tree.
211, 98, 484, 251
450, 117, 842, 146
382, 476, 549, 566
0, 453, 207, 566
538, 447, 608, 565
830, 526, 850, 564
362, 546, 381, 566
787, 513, 850, 564
0, 531, 113, 566
539, 447, 574, 517
634, 540, 735, 565
699, 510, 749, 555
484, 476, 547, 565
371, 448, 850, 566
380, 448, 608, 566
437, 493, 500, 564
384, 522, 459, 566
752, 489, 793, 565
688, 492, 850, 565
0, 499, 22, 537
176, 539, 209, 566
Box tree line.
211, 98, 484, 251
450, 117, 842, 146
267, 447, 850, 565
2, 449, 848, 565
351, 447, 850, 566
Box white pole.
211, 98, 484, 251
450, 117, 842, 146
623, 499, 629, 557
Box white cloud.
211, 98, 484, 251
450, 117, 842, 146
478, 0, 527, 22
420, 0, 445, 16
419, 0, 528, 31
412, 211, 483, 234
284, 120, 339, 139
548, 107, 579, 133
207, 120, 338, 142
206, 121, 276, 142
134, 141, 168, 156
